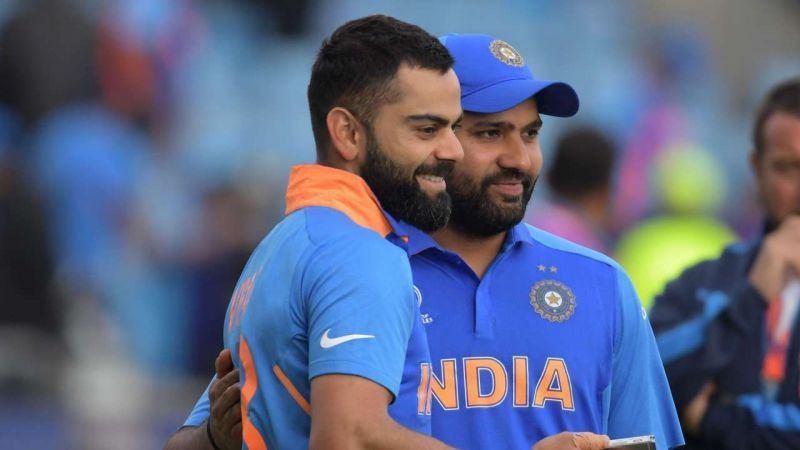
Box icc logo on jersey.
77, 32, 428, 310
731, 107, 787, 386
530, 280, 576, 323
414, 285, 434, 324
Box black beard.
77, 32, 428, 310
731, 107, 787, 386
359, 132, 454, 233
446, 168, 536, 237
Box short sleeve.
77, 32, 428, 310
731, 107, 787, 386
182, 377, 213, 427
302, 234, 416, 399
606, 267, 685, 449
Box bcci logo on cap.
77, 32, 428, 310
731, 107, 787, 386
530, 280, 576, 323
489, 39, 524, 67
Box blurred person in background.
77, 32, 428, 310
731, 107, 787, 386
526, 126, 617, 254
615, 143, 737, 310
0, 0, 97, 131
651, 78, 800, 449
241, 0, 317, 36
0, 106, 63, 402
0, 0, 250, 447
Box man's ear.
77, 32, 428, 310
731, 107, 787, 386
326, 107, 367, 162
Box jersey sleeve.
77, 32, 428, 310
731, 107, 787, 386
649, 259, 800, 449
606, 267, 685, 449
650, 263, 766, 408
301, 233, 416, 399
182, 376, 213, 427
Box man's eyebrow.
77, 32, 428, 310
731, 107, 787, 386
469, 120, 511, 129
526, 118, 543, 129
469, 118, 543, 130
405, 114, 451, 126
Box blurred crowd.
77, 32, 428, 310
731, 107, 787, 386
0, 0, 798, 448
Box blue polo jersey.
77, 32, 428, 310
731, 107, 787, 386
409, 223, 684, 450
183, 212, 682, 449
202, 164, 431, 449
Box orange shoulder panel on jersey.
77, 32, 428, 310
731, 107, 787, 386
284, 164, 393, 237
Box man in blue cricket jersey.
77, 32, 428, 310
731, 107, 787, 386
650, 78, 800, 450
165, 17, 610, 450
167, 32, 677, 450
414, 33, 683, 450
165, 15, 466, 450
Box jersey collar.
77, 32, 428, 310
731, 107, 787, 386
404, 221, 536, 256
284, 164, 407, 242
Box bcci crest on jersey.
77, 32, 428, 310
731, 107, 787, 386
530, 280, 576, 322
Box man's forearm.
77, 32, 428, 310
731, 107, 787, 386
310, 414, 454, 450
163, 422, 216, 450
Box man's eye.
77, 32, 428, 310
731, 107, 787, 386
477, 130, 500, 138
772, 161, 800, 174
524, 129, 540, 139
420, 127, 437, 135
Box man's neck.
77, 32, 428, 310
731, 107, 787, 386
430, 225, 507, 279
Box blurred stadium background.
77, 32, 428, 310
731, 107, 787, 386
0, 0, 798, 448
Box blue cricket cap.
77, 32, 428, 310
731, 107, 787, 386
440, 33, 579, 116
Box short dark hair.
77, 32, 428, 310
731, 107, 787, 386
753, 78, 800, 156
307, 15, 453, 156
546, 126, 616, 199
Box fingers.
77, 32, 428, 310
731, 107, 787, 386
700, 381, 716, 397
215, 348, 235, 378
216, 377, 242, 419
209, 369, 243, 450
749, 222, 800, 300
683, 381, 716, 436
230, 421, 243, 445
572, 432, 610, 450
532, 432, 609, 450
220, 397, 242, 436
209, 365, 239, 402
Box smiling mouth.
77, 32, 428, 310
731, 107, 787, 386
490, 180, 524, 196
416, 174, 446, 191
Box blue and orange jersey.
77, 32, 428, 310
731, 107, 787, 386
197, 164, 431, 449
409, 223, 684, 449
184, 203, 682, 449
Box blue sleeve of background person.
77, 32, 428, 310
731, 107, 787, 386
650, 258, 767, 409
182, 377, 213, 427
302, 231, 416, 398
696, 396, 800, 449
605, 267, 685, 449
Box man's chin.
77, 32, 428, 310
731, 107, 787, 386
416, 183, 447, 201
488, 193, 526, 211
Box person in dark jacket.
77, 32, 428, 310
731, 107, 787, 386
650, 77, 800, 450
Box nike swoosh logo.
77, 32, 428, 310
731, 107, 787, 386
320, 329, 375, 349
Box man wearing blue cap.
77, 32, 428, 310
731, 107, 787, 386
420, 33, 682, 449
167, 31, 682, 450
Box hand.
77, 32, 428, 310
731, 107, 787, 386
749, 216, 800, 301
531, 431, 610, 450
208, 349, 242, 450
682, 382, 716, 437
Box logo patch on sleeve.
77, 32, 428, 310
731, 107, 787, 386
530, 280, 576, 323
